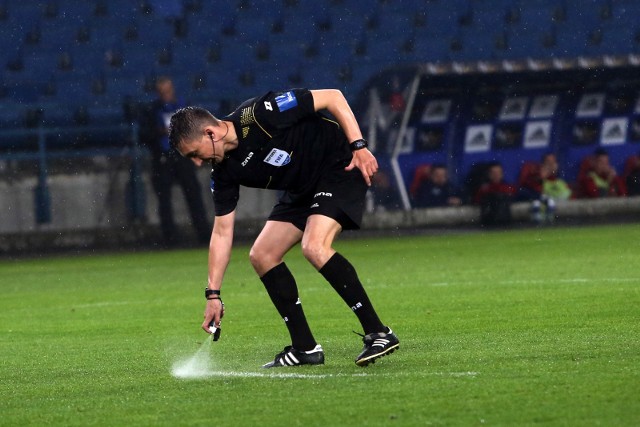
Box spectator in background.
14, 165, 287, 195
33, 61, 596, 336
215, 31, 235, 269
519, 153, 572, 223
146, 76, 210, 246
412, 163, 462, 208
475, 162, 516, 226
624, 153, 640, 196
474, 162, 517, 204
519, 153, 572, 200
369, 169, 402, 211
388, 75, 406, 113
539, 153, 572, 201
580, 148, 627, 198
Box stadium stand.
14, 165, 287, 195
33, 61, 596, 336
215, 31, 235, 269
358, 60, 640, 210
1, 0, 638, 128
1, 0, 640, 243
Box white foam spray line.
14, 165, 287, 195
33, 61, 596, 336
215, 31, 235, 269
170, 340, 338, 380
171, 339, 215, 379
170, 339, 363, 379
181, 371, 353, 379
170, 339, 478, 380
173, 369, 478, 380
171, 350, 477, 380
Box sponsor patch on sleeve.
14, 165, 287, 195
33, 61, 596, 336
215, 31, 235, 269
275, 91, 298, 112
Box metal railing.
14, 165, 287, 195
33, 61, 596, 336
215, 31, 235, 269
0, 123, 145, 224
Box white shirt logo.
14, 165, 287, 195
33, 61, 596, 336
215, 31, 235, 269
264, 101, 273, 111
241, 152, 253, 167
263, 148, 291, 167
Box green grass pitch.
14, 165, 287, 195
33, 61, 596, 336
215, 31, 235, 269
1, 223, 639, 426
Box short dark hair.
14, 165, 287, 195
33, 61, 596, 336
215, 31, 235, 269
593, 147, 608, 157
156, 75, 172, 86
541, 152, 555, 162
168, 106, 219, 150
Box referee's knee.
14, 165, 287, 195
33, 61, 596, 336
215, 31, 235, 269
249, 245, 279, 276
301, 240, 332, 269
249, 246, 266, 273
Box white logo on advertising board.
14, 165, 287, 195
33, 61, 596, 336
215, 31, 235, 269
576, 93, 605, 118
529, 95, 558, 119
600, 117, 628, 146
464, 125, 492, 153
523, 121, 551, 148
421, 99, 452, 124
499, 97, 528, 121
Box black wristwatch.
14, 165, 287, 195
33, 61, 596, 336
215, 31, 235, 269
349, 138, 368, 151
205, 288, 221, 300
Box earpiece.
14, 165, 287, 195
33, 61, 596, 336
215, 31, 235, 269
208, 122, 229, 143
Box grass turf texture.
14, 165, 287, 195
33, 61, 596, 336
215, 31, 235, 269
1, 223, 639, 426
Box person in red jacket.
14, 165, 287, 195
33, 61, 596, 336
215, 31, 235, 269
581, 148, 627, 198
474, 162, 517, 226
475, 162, 517, 204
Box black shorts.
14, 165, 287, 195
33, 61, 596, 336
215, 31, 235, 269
268, 167, 368, 231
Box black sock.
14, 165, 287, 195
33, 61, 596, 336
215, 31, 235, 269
319, 252, 385, 334
260, 262, 317, 351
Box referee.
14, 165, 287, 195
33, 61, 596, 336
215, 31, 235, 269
168, 88, 399, 367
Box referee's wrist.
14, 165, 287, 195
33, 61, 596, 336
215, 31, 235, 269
349, 138, 368, 151
205, 288, 221, 300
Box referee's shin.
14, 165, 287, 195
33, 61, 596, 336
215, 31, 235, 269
261, 262, 317, 351
319, 252, 385, 334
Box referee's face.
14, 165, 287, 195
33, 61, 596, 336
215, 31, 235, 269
177, 133, 216, 167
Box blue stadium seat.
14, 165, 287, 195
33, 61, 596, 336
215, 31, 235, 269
31, 25, 73, 51
119, 45, 156, 75
2, 0, 640, 143
41, 102, 76, 127
89, 22, 125, 51
4, 2, 40, 23
267, 40, 305, 71
54, 77, 94, 105
86, 104, 124, 125
185, 10, 223, 42
411, 36, 450, 63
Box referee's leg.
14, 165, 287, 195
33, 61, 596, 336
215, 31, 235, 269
250, 221, 318, 351
250, 220, 301, 276
302, 214, 385, 334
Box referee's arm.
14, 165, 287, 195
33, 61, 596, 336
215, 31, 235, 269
310, 89, 378, 185
201, 210, 235, 333
311, 89, 363, 143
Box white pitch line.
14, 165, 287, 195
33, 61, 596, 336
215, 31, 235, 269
172, 370, 478, 380
429, 277, 640, 287
172, 370, 363, 379
431, 371, 479, 377
72, 301, 134, 308
500, 277, 640, 285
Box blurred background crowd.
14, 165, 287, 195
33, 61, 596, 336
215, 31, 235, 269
1, 0, 639, 251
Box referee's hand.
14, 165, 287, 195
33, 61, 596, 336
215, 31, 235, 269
346, 149, 378, 186
201, 298, 224, 334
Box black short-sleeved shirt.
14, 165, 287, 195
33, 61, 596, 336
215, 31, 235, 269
210, 89, 352, 216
